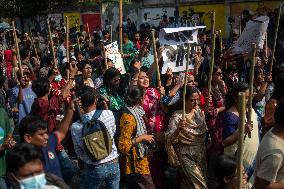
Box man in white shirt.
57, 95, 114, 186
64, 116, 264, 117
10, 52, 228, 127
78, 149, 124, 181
71, 86, 120, 189
254, 100, 284, 189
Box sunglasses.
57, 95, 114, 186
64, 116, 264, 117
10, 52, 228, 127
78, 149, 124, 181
216, 72, 222, 76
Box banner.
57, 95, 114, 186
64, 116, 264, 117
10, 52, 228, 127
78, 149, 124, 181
48, 13, 63, 28
105, 42, 126, 74
63, 12, 80, 30
231, 16, 269, 55
140, 7, 175, 27
159, 26, 206, 45
81, 13, 101, 34
179, 4, 226, 37
161, 45, 194, 74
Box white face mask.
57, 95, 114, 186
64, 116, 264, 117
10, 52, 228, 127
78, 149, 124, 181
19, 173, 46, 189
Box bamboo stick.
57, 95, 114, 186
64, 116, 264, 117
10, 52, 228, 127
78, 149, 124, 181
151, 29, 161, 88
12, 21, 23, 77
269, 4, 282, 74
47, 19, 56, 68
246, 43, 256, 139
86, 22, 91, 40
237, 92, 246, 189
239, 16, 242, 35
182, 44, 191, 119
110, 25, 113, 42
66, 16, 70, 80
207, 12, 216, 108
219, 30, 222, 53
119, 0, 123, 52
29, 31, 40, 62
265, 32, 268, 58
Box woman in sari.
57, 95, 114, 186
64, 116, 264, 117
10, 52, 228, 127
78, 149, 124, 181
222, 82, 259, 187
136, 70, 167, 189
166, 86, 207, 189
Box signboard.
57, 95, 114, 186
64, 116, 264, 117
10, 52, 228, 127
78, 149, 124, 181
81, 13, 101, 34
63, 12, 81, 30
231, 16, 269, 55
159, 26, 206, 45
105, 41, 126, 74
161, 45, 194, 74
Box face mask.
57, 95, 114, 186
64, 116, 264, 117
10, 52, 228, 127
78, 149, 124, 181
54, 74, 62, 82
19, 173, 46, 189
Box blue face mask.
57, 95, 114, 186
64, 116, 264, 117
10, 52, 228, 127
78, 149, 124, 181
54, 74, 62, 82
19, 173, 46, 189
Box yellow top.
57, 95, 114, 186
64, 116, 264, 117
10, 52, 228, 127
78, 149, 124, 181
118, 113, 150, 175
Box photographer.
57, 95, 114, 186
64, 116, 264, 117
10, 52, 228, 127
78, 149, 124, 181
71, 86, 120, 189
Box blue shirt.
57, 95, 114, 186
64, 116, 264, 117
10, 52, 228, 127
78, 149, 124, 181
42, 133, 62, 178
10, 85, 36, 124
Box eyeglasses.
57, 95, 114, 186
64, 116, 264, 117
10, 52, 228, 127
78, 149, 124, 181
216, 72, 222, 76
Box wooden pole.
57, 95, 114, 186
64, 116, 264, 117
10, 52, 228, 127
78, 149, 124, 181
239, 16, 242, 35
103, 45, 108, 70
237, 92, 246, 189
246, 43, 256, 139
269, 4, 282, 74
182, 44, 191, 119
86, 22, 91, 40
66, 16, 70, 80
265, 32, 268, 58
119, 0, 123, 52
47, 19, 56, 68
219, 30, 222, 53
12, 21, 23, 77
110, 24, 113, 42
151, 29, 161, 88
29, 32, 40, 62
207, 12, 216, 108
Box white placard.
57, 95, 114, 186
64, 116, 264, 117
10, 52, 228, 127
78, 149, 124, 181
231, 16, 269, 54
159, 26, 206, 45
161, 45, 194, 74
105, 41, 126, 74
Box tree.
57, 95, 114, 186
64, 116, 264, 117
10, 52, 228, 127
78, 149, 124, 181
0, 0, 79, 18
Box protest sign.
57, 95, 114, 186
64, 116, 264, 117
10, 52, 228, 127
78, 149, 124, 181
48, 14, 63, 28
81, 13, 101, 34
105, 41, 126, 74
159, 26, 206, 46
161, 45, 194, 74
63, 12, 80, 30
231, 16, 269, 55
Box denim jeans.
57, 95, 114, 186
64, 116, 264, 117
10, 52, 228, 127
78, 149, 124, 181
83, 160, 120, 189
0, 176, 7, 189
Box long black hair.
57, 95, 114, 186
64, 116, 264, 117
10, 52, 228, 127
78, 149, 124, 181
225, 82, 248, 110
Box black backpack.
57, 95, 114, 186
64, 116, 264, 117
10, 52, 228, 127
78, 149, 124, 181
82, 110, 113, 161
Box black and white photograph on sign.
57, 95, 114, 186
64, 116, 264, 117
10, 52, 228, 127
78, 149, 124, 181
162, 45, 194, 74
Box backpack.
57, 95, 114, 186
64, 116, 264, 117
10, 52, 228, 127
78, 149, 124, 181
82, 110, 113, 161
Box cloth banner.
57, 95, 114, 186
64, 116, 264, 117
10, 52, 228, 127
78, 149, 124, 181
48, 14, 63, 29
105, 41, 126, 74
161, 45, 194, 74
159, 26, 206, 45
81, 13, 101, 34
231, 16, 269, 55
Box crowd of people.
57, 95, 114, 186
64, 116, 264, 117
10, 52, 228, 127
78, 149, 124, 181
0, 7, 284, 189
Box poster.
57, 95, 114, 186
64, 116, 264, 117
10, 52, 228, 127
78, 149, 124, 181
105, 41, 126, 74
140, 7, 175, 27
63, 12, 80, 30
48, 13, 63, 28
159, 26, 206, 45
81, 13, 101, 34
179, 4, 226, 37
231, 16, 269, 55
161, 45, 194, 74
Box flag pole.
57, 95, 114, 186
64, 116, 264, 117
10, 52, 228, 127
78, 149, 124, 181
151, 29, 161, 88
182, 44, 191, 119
119, 0, 123, 52
207, 11, 216, 108
12, 21, 23, 77
269, 4, 282, 74
66, 16, 70, 80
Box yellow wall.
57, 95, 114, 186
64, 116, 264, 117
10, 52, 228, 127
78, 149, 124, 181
179, 4, 226, 36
